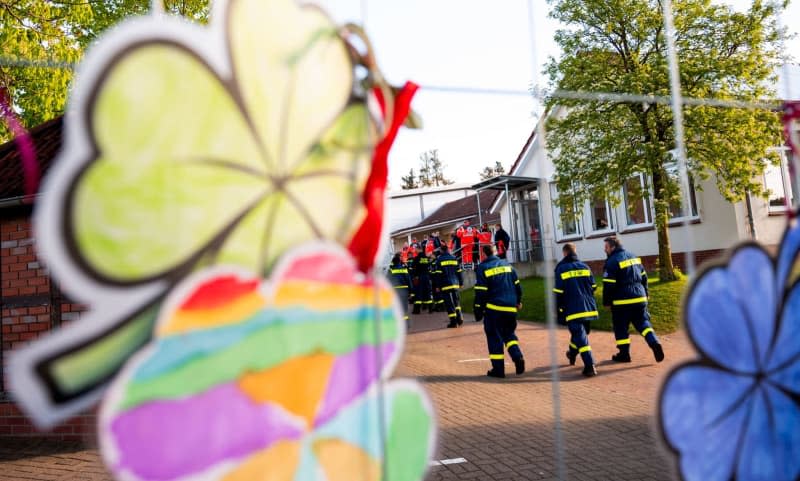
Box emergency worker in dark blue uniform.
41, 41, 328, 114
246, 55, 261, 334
602, 236, 664, 363
553, 243, 598, 377
429, 249, 446, 312
433, 244, 463, 328
410, 251, 433, 314
474, 244, 525, 378
387, 254, 412, 326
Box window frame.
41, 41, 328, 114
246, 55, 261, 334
549, 182, 583, 241
586, 194, 615, 234
764, 147, 793, 213
621, 174, 653, 229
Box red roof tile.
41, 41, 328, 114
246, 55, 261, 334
401, 189, 501, 233
0, 116, 63, 201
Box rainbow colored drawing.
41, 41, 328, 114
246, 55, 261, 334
100, 245, 435, 481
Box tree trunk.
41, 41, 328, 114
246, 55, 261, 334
651, 168, 677, 281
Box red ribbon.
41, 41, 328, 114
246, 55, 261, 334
0, 87, 39, 200
348, 81, 419, 272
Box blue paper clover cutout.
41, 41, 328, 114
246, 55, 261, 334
659, 224, 800, 481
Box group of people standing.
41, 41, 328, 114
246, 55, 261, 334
387, 243, 465, 328
398, 222, 513, 269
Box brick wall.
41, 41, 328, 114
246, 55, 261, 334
1, 210, 93, 441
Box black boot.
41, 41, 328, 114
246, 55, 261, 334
446, 322, 459, 328
486, 369, 505, 378
582, 364, 598, 377
514, 358, 525, 375
651, 342, 665, 362
566, 350, 577, 366
611, 352, 631, 363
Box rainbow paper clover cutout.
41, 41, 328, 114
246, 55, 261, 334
100, 244, 435, 481
13, 0, 409, 426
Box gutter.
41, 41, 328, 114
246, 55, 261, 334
0, 194, 38, 209
390, 216, 473, 237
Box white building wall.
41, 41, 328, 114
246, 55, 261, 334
386, 184, 475, 234
748, 192, 792, 246
502, 117, 763, 265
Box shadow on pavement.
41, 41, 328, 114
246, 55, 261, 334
0, 437, 94, 461
426, 415, 679, 481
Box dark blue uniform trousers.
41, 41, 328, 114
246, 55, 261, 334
443, 288, 462, 324
393, 286, 410, 326
484, 309, 523, 374
567, 320, 595, 367
413, 276, 432, 312
611, 303, 658, 354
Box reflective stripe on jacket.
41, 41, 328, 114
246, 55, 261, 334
474, 255, 522, 314
388, 264, 411, 290
553, 254, 598, 322
602, 247, 648, 306
433, 253, 463, 290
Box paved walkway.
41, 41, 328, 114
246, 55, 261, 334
0, 311, 695, 481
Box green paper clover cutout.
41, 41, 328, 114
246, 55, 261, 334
69, 0, 377, 284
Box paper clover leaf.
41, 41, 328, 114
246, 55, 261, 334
100, 245, 435, 481
14, 0, 395, 424
660, 224, 800, 481
73, 0, 375, 283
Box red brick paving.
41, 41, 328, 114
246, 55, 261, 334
404, 311, 693, 481
0, 311, 694, 480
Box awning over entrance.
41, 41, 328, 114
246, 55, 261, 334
470, 175, 539, 192
470, 175, 542, 265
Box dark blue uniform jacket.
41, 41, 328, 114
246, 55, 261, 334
474, 255, 522, 317
411, 254, 430, 279
553, 254, 598, 323
388, 263, 411, 290
433, 253, 462, 290
602, 247, 648, 307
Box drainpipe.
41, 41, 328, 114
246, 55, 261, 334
745, 191, 757, 240
476, 192, 483, 226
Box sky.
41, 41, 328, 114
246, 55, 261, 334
315, 0, 800, 190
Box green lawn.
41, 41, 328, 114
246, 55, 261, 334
461, 274, 687, 334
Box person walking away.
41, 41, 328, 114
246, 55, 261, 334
474, 244, 525, 378
435, 244, 464, 328
553, 243, 598, 377
387, 254, 412, 327
410, 250, 433, 314
602, 236, 665, 363
494, 223, 510, 259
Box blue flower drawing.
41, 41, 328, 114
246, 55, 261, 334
660, 223, 800, 481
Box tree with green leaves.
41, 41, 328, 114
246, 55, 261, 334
417, 148, 454, 187
400, 168, 419, 189
0, 1, 210, 142
480, 160, 506, 180
545, 0, 784, 280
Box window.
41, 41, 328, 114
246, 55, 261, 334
764, 148, 793, 212
550, 183, 581, 239
589, 195, 613, 232
665, 162, 699, 219
623, 174, 652, 226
